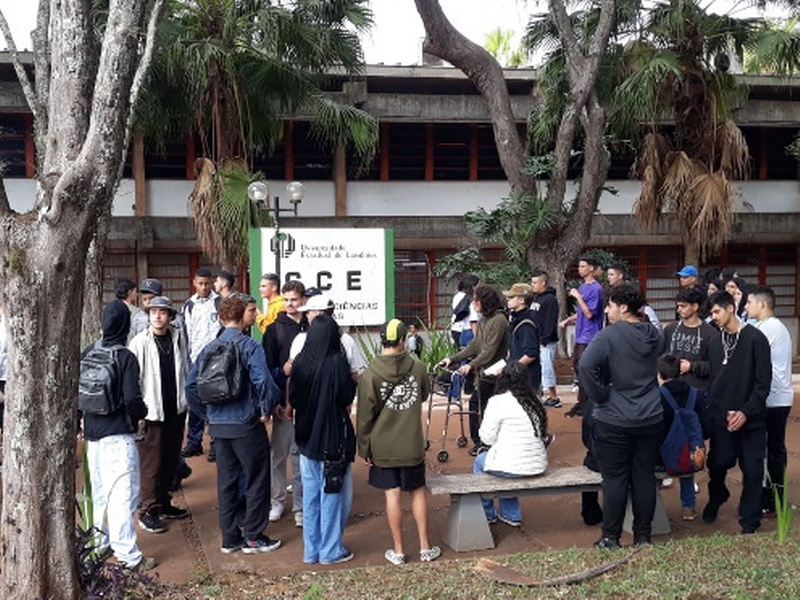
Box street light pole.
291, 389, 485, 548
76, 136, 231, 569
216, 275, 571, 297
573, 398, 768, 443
247, 181, 305, 282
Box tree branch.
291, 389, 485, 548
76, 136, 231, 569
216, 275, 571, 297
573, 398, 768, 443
0, 171, 12, 217
0, 9, 39, 123
31, 0, 51, 167
414, 0, 535, 193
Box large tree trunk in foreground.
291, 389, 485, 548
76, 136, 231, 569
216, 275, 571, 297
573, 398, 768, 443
0, 0, 162, 596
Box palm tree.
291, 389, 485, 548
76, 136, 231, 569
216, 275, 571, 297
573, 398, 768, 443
137, 0, 379, 268
484, 27, 528, 67
526, 1, 800, 263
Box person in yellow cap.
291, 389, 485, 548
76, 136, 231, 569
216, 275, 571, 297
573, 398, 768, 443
357, 319, 441, 566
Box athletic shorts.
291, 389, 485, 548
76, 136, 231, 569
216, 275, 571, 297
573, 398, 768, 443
368, 462, 426, 492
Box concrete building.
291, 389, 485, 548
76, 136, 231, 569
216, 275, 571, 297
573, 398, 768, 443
1, 53, 799, 341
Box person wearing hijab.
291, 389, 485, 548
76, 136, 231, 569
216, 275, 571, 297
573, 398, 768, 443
290, 314, 357, 564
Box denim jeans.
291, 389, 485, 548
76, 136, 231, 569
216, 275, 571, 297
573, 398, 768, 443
87, 434, 143, 567
679, 475, 696, 509
473, 452, 523, 523
540, 342, 558, 389
300, 455, 352, 563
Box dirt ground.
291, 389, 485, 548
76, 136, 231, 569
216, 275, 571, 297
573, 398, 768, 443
133, 383, 800, 584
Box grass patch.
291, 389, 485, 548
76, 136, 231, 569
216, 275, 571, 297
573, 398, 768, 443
158, 529, 800, 599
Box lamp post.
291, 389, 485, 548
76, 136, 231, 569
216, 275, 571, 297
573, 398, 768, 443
247, 180, 305, 280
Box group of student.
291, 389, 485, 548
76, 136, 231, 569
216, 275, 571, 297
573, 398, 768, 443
79, 270, 444, 570
446, 257, 792, 549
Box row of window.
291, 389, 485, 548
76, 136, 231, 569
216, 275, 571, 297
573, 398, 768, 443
3, 115, 798, 181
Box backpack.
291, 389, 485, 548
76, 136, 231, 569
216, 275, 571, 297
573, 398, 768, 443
196, 334, 245, 405
453, 293, 471, 322
659, 387, 706, 476
78, 342, 124, 415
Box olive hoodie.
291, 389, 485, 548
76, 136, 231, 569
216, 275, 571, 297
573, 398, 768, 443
357, 350, 430, 467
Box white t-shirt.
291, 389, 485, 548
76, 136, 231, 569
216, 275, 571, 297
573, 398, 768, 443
754, 316, 794, 408
289, 330, 367, 375
451, 291, 479, 334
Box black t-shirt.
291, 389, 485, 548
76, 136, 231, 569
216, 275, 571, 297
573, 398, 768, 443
154, 331, 178, 423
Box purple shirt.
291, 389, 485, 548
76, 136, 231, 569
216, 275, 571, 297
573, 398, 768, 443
575, 280, 604, 344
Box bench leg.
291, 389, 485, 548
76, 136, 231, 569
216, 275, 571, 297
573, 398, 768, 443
442, 494, 495, 552
623, 485, 671, 536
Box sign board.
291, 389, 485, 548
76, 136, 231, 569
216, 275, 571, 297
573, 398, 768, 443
249, 228, 394, 326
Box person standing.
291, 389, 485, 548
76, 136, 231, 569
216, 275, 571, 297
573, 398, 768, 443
443, 285, 509, 455
290, 314, 358, 564
181, 268, 220, 459
80, 301, 155, 570
530, 271, 561, 408
503, 283, 541, 391
215, 271, 236, 298
256, 273, 286, 334
263, 279, 306, 523
663, 288, 716, 391
579, 283, 665, 548
703, 291, 771, 533
130, 278, 164, 339
129, 296, 190, 534
185, 295, 282, 554
450, 274, 479, 349
560, 256, 604, 418
357, 319, 441, 566
745, 286, 793, 516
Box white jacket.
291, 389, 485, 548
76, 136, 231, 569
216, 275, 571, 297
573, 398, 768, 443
479, 390, 548, 476
128, 326, 188, 421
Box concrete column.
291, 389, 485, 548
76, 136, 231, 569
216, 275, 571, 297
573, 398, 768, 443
132, 134, 146, 217
334, 144, 347, 217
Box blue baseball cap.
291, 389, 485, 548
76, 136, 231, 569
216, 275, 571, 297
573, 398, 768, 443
676, 265, 698, 277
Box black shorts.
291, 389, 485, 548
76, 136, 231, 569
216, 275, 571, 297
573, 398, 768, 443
368, 462, 426, 492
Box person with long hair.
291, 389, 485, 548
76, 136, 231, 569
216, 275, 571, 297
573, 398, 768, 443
290, 314, 357, 564
579, 283, 665, 549
473, 362, 549, 526
443, 284, 509, 456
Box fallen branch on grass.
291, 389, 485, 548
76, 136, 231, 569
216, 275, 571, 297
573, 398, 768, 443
474, 546, 646, 587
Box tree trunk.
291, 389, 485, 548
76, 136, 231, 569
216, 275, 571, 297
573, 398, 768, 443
0, 0, 162, 596
1, 215, 91, 598
81, 216, 110, 346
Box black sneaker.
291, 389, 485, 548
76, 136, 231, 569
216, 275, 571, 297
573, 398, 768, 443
543, 397, 562, 408
565, 405, 584, 418
468, 444, 489, 457
207, 447, 216, 463
594, 536, 621, 550
181, 444, 203, 458
633, 535, 652, 547
221, 539, 243, 554
161, 504, 189, 520
138, 512, 167, 533
242, 535, 282, 554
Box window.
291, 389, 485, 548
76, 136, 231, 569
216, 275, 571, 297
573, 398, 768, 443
0, 114, 28, 177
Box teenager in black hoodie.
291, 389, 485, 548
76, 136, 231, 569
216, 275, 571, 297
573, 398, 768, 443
579, 284, 665, 549
530, 271, 560, 407
81, 300, 153, 569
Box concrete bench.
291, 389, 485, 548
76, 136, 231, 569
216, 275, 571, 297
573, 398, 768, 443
428, 466, 675, 551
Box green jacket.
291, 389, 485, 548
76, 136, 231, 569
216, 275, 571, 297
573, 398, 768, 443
449, 311, 508, 374
357, 351, 430, 467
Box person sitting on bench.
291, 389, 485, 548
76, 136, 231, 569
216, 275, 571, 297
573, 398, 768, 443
472, 362, 549, 527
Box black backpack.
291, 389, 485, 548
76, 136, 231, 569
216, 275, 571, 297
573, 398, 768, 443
453, 293, 471, 322
78, 342, 124, 415
196, 334, 245, 405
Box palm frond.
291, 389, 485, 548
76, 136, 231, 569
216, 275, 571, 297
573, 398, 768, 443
633, 164, 663, 228
613, 49, 682, 126
661, 150, 699, 214
715, 119, 750, 180
689, 171, 736, 260
746, 19, 800, 75
631, 131, 671, 179
308, 96, 378, 174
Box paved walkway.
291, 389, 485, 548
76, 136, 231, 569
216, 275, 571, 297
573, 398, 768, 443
134, 384, 800, 583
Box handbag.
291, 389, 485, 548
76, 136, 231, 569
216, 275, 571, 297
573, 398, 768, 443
323, 451, 348, 494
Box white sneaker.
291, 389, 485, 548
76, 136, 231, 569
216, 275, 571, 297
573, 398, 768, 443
662, 477, 674, 488
294, 511, 303, 528
269, 502, 284, 522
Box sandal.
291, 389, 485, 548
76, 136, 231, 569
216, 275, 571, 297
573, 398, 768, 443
384, 549, 405, 565
420, 546, 442, 562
